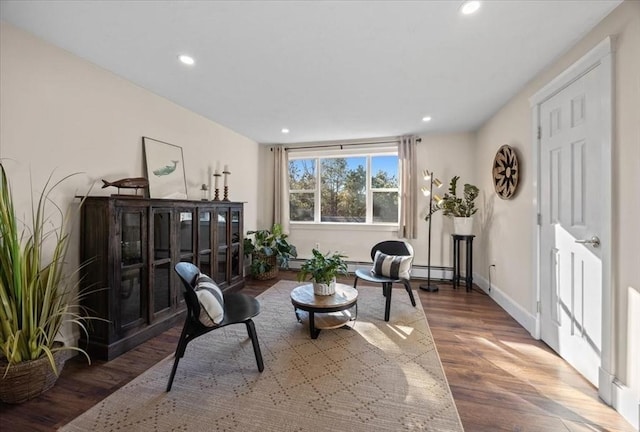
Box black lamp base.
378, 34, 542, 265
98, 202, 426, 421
419, 283, 439, 292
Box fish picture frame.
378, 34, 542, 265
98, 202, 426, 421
143, 137, 188, 199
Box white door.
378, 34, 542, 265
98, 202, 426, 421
539, 65, 604, 386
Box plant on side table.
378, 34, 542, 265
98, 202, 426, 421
426, 175, 479, 235
297, 249, 348, 296
243, 223, 297, 280
0, 163, 94, 403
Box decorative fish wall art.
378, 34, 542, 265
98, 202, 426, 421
101, 177, 149, 196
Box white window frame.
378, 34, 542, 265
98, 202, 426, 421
288, 145, 399, 226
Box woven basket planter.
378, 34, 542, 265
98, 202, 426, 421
252, 254, 279, 280
0, 344, 69, 404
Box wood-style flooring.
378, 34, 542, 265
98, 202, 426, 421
0, 271, 634, 431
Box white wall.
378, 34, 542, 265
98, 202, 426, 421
0, 22, 261, 340
475, 0, 640, 426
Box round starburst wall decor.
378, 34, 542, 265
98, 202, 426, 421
492, 145, 519, 199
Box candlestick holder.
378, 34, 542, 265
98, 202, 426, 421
222, 169, 231, 201
212, 173, 222, 201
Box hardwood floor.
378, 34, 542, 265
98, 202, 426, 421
0, 271, 634, 431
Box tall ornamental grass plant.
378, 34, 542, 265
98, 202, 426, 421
0, 162, 92, 376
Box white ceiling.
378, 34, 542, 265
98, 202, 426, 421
0, 1, 622, 144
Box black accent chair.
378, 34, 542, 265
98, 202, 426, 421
353, 240, 416, 322
167, 262, 264, 392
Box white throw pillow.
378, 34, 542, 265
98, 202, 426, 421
194, 273, 224, 326
372, 250, 412, 280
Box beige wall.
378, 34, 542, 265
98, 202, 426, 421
0, 23, 260, 211
413, 133, 477, 268
0, 23, 261, 298
257, 133, 476, 266
476, 0, 639, 399
2, 0, 638, 420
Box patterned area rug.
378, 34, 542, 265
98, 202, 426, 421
60, 281, 463, 431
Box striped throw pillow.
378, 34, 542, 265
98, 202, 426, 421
194, 273, 224, 326
372, 250, 412, 280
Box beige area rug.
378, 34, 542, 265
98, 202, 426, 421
60, 281, 464, 431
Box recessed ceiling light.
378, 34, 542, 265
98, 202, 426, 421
281, 128, 290, 134
460, 1, 481, 15
422, 116, 432, 122
178, 54, 195, 65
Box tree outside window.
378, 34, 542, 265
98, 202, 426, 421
289, 159, 316, 221
289, 152, 398, 224
371, 155, 399, 223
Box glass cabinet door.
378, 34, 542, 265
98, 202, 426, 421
152, 210, 172, 313
231, 208, 242, 278
216, 209, 228, 284
178, 210, 195, 262
198, 211, 213, 276
120, 211, 144, 328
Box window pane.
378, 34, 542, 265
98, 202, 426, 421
371, 155, 398, 188
289, 159, 316, 190
373, 191, 399, 223
290, 192, 314, 221
321, 157, 365, 222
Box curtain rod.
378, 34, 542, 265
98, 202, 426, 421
270, 137, 421, 151
284, 141, 395, 151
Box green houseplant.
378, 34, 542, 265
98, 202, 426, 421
243, 223, 297, 280
297, 249, 348, 295
0, 163, 93, 403
426, 176, 479, 234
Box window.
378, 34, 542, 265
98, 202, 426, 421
289, 150, 399, 224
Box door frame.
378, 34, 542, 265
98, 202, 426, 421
529, 36, 614, 402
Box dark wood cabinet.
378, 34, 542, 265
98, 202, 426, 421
79, 197, 244, 360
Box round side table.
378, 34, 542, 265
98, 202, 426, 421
290, 283, 358, 339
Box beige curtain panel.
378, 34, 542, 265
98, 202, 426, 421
399, 135, 418, 239
272, 145, 290, 233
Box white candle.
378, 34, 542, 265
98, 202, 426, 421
216, 160, 221, 172
214, 174, 219, 189
224, 172, 228, 187
224, 164, 229, 173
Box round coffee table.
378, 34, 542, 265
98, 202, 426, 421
290, 283, 358, 339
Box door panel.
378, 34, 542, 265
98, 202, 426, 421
540, 66, 603, 386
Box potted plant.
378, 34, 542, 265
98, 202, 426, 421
297, 249, 348, 295
426, 175, 479, 235
0, 163, 94, 403
243, 223, 297, 280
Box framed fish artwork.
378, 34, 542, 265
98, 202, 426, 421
143, 137, 188, 199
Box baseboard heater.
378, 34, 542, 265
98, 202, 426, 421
284, 258, 454, 282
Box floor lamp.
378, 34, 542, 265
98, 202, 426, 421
419, 169, 442, 292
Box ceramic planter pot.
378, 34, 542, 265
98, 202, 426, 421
453, 217, 474, 235
313, 278, 336, 296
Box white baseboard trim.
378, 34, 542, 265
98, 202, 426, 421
473, 272, 537, 336
611, 379, 640, 430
